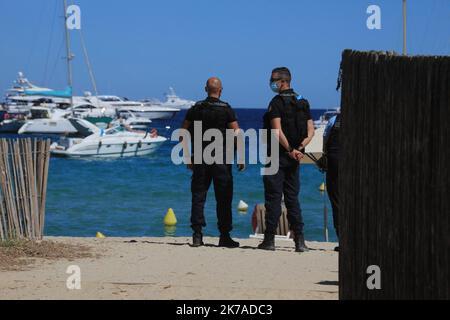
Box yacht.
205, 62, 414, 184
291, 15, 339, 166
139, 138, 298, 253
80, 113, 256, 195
50, 124, 167, 158
4, 72, 72, 113
70, 103, 116, 127
4, 74, 180, 121
110, 112, 153, 131
160, 87, 195, 110
18, 106, 98, 136
81, 95, 180, 120
117, 104, 179, 120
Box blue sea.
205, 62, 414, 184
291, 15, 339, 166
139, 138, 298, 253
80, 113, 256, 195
2, 109, 337, 242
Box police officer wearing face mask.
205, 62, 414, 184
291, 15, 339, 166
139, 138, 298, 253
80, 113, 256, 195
182, 77, 245, 248
259, 67, 315, 252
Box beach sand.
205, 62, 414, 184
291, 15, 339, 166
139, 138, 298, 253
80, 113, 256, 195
0, 237, 338, 300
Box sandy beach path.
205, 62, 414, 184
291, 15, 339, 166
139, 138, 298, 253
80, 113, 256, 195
0, 237, 338, 300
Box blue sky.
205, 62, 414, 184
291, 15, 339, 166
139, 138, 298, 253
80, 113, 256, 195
0, 0, 449, 108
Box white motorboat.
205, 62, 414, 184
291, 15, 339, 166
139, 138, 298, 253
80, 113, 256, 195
117, 105, 179, 120
110, 112, 153, 131
83, 95, 180, 120
18, 107, 98, 137
160, 87, 195, 110
50, 124, 167, 158
69, 103, 116, 127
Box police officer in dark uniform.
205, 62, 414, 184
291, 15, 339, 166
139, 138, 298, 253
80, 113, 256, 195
182, 77, 244, 248
323, 112, 341, 251
258, 67, 315, 252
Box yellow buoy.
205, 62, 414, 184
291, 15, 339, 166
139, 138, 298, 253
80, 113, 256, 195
164, 208, 177, 226
319, 183, 326, 192
96, 232, 106, 239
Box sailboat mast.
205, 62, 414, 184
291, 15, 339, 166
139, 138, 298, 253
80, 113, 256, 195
63, 0, 74, 105
403, 0, 407, 55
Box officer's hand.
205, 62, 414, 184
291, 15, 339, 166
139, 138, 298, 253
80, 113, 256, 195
289, 150, 302, 161
295, 151, 305, 162
238, 164, 246, 172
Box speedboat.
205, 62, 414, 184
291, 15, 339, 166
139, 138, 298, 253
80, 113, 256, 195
18, 107, 99, 137
110, 112, 153, 131
18, 107, 71, 135
160, 87, 195, 110
141, 88, 195, 110
50, 124, 167, 158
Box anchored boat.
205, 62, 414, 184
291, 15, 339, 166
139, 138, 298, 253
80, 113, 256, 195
50, 124, 167, 158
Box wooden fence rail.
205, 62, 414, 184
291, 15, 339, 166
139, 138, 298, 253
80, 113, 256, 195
0, 139, 51, 241
339, 50, 449, 300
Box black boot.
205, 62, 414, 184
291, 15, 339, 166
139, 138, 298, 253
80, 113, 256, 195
294, 233, 309, 253
192, 232, 204, 247
218, 233, 240, 248
258, 233, 275, 251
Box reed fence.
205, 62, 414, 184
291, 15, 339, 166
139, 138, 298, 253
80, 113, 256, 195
0, 139, 51, 241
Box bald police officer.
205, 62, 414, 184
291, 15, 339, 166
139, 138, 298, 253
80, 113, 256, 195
182, 77, 245, 248
259, 67, 315, 253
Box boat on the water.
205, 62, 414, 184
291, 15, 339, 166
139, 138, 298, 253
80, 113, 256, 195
110, 112, 153, 131
160, 87, 195, 110
314, 109, 340, 129
69, 103, 115, 127
142, 87, 195, 110
117, 104, 179, 120
0, 119, 26, 134
50, 124, 167, 158
18, 107, 99, 137
74, 94, 180, 120
3, 73, 181, 122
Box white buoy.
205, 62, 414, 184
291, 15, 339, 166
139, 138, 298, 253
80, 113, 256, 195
238, 200, 249, 212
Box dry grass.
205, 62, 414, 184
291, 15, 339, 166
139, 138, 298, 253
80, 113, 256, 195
0, 240, 92, 271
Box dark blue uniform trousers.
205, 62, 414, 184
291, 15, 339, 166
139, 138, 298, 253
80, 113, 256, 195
263, 156, 305, 236
326, 153, 339, 238
191, 164, 233, 234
